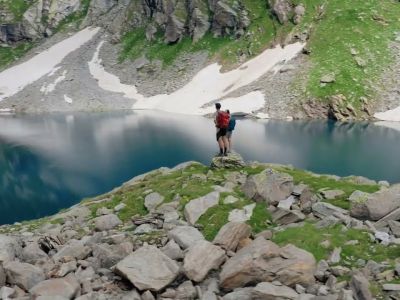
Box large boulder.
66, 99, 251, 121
144, 192, 165, 212
92, 242, 133, 268
211, 152, 246, 169
21, 243, 48, 264
0, 235, 22, 263
350, 185, 400, 220
220, 237, 316, 290
252, 282, 298, 299
94, 214, 122, 231
4, 261, 45, 291
183, 240, 226, 282
213, 222, 252, 252
184, 191, 220, 225
188, 0, 210, 42
52, 241, 91, 262
168, 226, 204, 249
242, 170, 294, 205
30, 274, 80, 299
115, 245, 180, 292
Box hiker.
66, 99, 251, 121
226, 110, 236, 152
214, 103, 230, 156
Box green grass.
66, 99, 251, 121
0, 43, 33, 69
0, 0, 30, 21
273, 222, 400, 265
302, 0, 400, 109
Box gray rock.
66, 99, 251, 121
220, 237, 316, 290
383, 283, 400, 291
222, 287, 253, 300
321, 189, 345, 200
0, 264, 5, 287
142, 290, 156, 300
201, 290, 218, 300
389, 220, 400, 237
94, 214, 122, 231
338, 289, 354, 300
4, 261, 45, 291
0, 235, 21, 263
376, 207, 400, 225
53, 241, 91, 262
312, 202, 348, 218
269, 0, 292, 24
145, 192, 165, 212
242, 169, 294, 205
134, 224, 157, 235
228, 204, 256, 223
294, 4, 306, 24
213, 222, 252, 252
320, 74, 336, 83
115, 245, 179, 292
272, 208, 305, 225
161, 239, 184, 260
348, 191, 370, 203
184, 191, 220, 225
350, 185, 400, 221
374, 231, 390, 245
114, 203, 126, 212
30, 274, 80, 299
184, 240, 225, 282
55, 261, 77, 278
224, 195, 239, 204
92, 242, 133, 269
168, 225, 204, 249
350, 272, 373, 300
328, 247, 342, 264
96, 207, 113, 216
0, 286, 15, 299
21, 243, 48, 264
315, 260, 329, 281
316, 216, 340, 229
278, 196, 296, 210
176, 280, 197, 299
252, 282, 298, 299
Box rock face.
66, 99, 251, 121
220, 237, 316, 290
242, 170, 294, 205
350, 185, 400, 220
4, 261, 45, 291
115, 245, 180, 292
213, 222, 252, 251
183, 240, 226, 282
184, 191, 220, 225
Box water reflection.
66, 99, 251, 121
0, 111, 398, 224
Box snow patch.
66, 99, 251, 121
374, 106, 400, 122
64, 95, 73, 104
40, 70, 68, 95
89, 41, 304, 115
0, 27, 100, 101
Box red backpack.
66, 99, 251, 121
217, 111, 230, 129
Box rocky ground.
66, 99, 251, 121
1, 153, 400, 299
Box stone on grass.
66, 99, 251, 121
30, 274, 80, 299
144, 192, 165, 212
211, 152, 245, 169
252, 282, 298, 299
4, 261, 45, 291
277, 196, 296, 210
382, 284, 400, 291
114, 203, 126, 212
350, 272, 373, 300
184, 191, 220, 225
94, 214, 122, 231
168, 226, 204, 249
224, 195, 239, 204
242, 170, 294, 205
272, 208, 305, 225
320, 189, 345, 200
328, 247, 341, 264
312, 202, 348, 218
115, 245, 179, 292
213, 222, 252, 251
184, 240, 225, 282
228, 204, 256, 223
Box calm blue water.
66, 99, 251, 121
0, 111, 399, 225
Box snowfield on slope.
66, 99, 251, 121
0, 27, 100, 101
89, 41, 305, 116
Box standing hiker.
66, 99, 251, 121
226, 110, 236, 153
214, 103, 230, 156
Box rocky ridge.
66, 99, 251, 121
0, 154, 400, 299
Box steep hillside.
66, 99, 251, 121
0, 0, 400, 120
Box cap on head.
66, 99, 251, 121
215, 103, 221, 110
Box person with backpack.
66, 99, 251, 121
226, 110, 236, 153
214, 103, 230, 156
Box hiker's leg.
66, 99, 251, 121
216, 130, 224, 155
223, 136, 229, 155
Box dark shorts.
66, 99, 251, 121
226, 131, 233, 138
216, 128, 227, 141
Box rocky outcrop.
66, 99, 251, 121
211, 152, 246, 169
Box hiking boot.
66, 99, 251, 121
224, 153, 228, 157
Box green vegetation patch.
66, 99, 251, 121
55, 0, 92, 32
0, 0, 31, 21
0, 42, 33, 70
303, 0, 400, 107
273, 222, 400, 265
